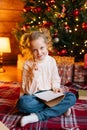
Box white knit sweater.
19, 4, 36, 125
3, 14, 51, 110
22, 54, 61, 95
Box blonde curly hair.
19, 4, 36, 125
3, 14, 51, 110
19, 28, 52, 59
20, 33, 30, 48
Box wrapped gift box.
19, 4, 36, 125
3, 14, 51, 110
74, 62, 87, 83
58, 63, 74, 85
53, 56, 74, 85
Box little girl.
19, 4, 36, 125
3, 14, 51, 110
17, 29, 76, 127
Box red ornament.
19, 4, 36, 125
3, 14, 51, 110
73, 9, 79, 17
23, 6, 31, 12
53, 32, 58, 38
82, 22, 87, 31
43, 21, 53, 27
57, 51, 60, 55
46, 0, 55, 6
60, 49, 67, 56
50, 0, 55, 4
22, 24, 30, 31
61, 49, 67, 54
35, 7, 42, 13
46, 7, 51, 12
64, 24, 70, 30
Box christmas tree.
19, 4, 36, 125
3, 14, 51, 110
14, 0, 87, 61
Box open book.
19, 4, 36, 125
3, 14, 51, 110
34, 90, 65, 107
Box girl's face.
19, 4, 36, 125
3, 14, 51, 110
30, 37, 48, 61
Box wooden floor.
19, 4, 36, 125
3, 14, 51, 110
0, 65, 22, 82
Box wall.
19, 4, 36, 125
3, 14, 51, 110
0, 0, 24, 64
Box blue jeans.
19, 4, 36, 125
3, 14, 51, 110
17, 92, 76, 121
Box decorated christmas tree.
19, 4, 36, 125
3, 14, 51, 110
14, 0, 87, 61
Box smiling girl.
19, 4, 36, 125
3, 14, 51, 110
17, 29, 76, 127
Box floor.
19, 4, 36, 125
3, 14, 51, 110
0, 65, 22, 82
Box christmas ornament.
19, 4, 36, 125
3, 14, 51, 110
82, 22, 87, 31
23, 6, 31, 12
35, 7, 42, 13
53, 32, 58, 38
62, 4, 66, 13
57, 51, 60, 55
22, 24, 30, 31
64, 24, 70, 30
73, 9, 79, 17
60, 49, 67, 56
43, 21, 53, 27
46, 7, 51, 12
54, 37, 59, 43
46, 0, 55, 6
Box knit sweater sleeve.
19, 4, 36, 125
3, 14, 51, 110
21, 60, 40, 95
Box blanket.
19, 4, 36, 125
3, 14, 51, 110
0, 81, 87, 130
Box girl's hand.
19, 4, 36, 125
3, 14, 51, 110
52, 88, 63, 93
31, 62, 40, 78
33, 62, 38, 71
29, 62, 39, 78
